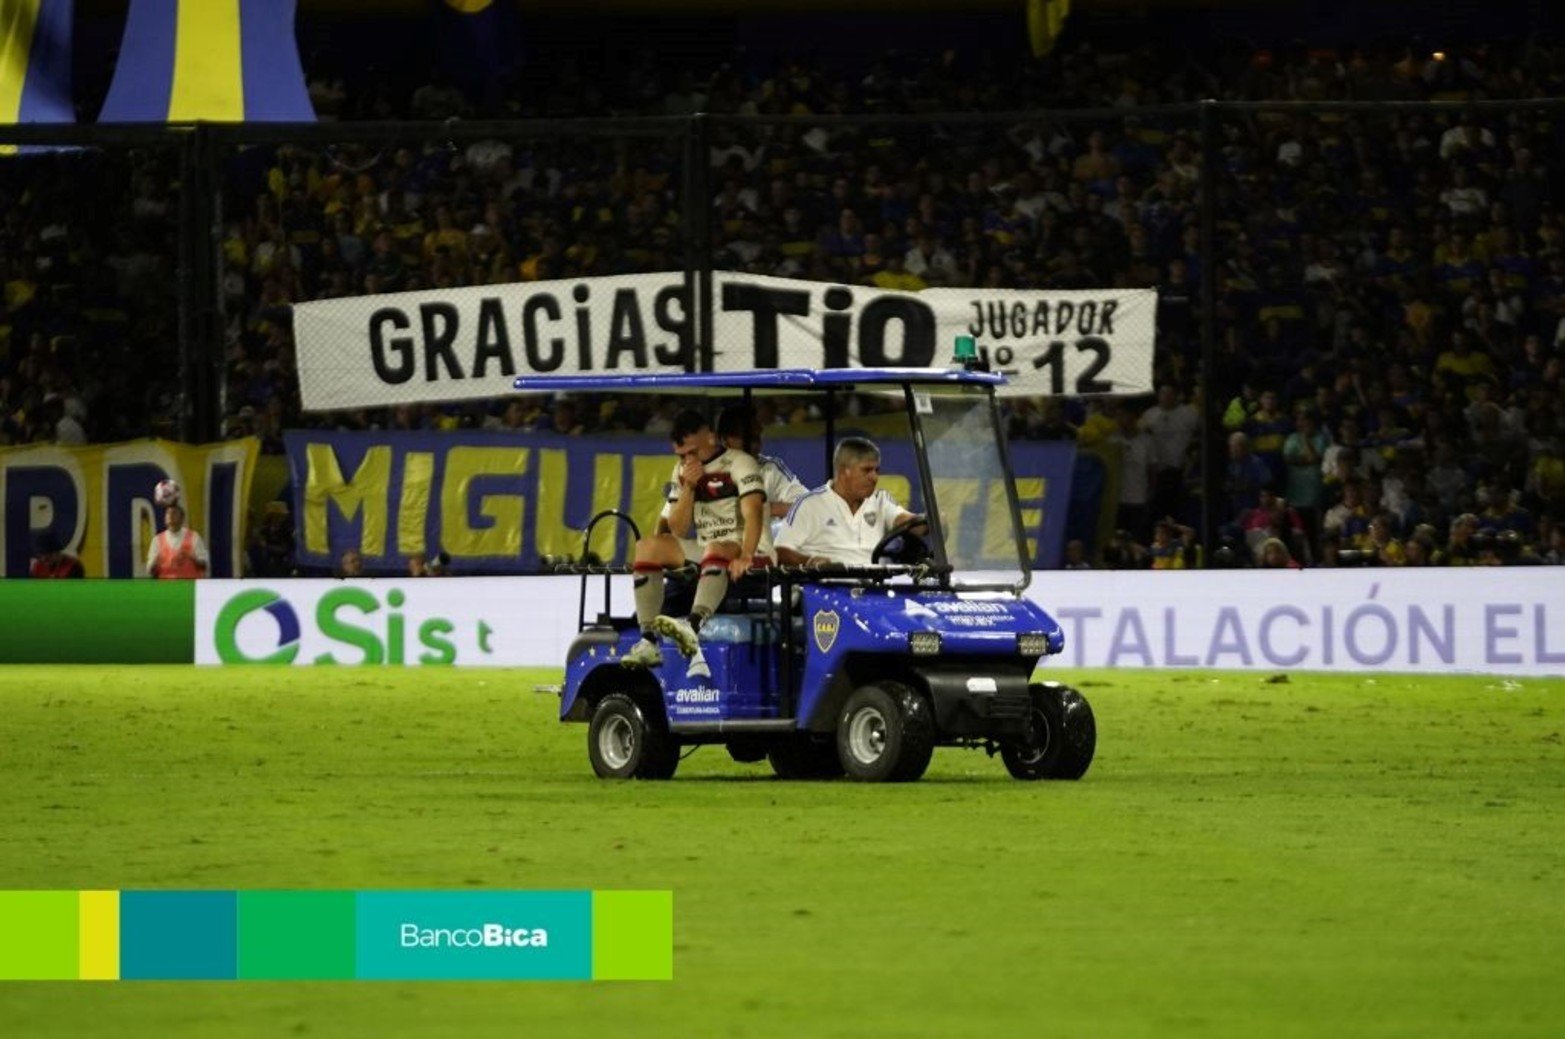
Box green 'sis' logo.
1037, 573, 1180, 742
215, 590, 301, 663
216, 587, 489, 665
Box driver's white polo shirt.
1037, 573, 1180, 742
776, 484, 906, 566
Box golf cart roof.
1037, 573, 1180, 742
511, 367, 1005, 393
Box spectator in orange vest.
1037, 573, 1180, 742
145, 504, 209, 579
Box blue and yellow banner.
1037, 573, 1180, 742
98, 0, 314, 122
434, 0, 511, 106
0, 889, 672, 981
0, 0, 73, 128
1026, 0, 1071, 57
286, 430, 1075, 573
0, 437, 259, 578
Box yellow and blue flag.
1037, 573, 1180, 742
99, 0, 314, 122
436, 0, 509, 108
1026, 0, 1072, 58
0, 0, 74, 125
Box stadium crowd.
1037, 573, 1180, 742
4, 36, 1565, 569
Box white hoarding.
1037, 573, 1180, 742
199, 570, 1564, 676
196, 577, 631, 667
1027, 569, 1564, 677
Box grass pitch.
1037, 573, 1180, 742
0, 665, 1561, 1038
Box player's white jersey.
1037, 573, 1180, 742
665, 448, 772, 557
663, 454, 801, 559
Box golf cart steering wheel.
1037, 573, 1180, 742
871, 516, 932, 565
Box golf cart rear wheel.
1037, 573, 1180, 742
767, 736, 844, 780
1001, 682, 1096, 780
836, 681, 934, 783
588, 693, 679, 780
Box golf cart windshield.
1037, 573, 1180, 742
508, 367, 1030, 590
914, 386, 1029, 590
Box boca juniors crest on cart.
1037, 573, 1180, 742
812, 609, 841, 653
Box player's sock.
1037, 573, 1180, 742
690, 556, 730, 630
633, 563, 665, 639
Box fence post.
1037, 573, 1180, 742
1198, 98, 1220, 564
176, 129, 196, 441
206, 128, 229, 443
177, 124, 222, 442
684, 112, 714, 372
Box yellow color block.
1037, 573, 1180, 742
78, 890, 120, 980
0, 0, 45, 123
168, 0, 243, 121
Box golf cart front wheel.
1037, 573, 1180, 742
1001, 682, 1096, 780
587, 693, 679, 780
836, 681, 934, 782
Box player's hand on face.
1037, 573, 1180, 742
678, 455, 703, 487
727, 555, 751, 581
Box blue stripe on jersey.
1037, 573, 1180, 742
783, 484, 830, 525
759, 453, 801, 483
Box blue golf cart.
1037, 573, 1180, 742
513, 366, 1096, 783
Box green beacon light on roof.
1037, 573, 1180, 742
952, 334, 979, 369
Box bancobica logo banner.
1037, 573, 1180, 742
292, 272, 1157, 411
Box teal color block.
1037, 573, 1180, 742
355, 891, 591, 980
120, 891, 237, 980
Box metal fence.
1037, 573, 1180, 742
5, 97, 1563, 563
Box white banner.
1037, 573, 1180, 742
292, 272, 689, 413
712, 272, 1156, 400
292, 272, 1157, 411
1029, 569, 1565, 677
195, 577, 634, 667
198, 571, 1564, 675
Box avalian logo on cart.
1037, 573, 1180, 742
214, 587, 493, 665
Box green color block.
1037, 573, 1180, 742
0, 891, 79, 980
237, 891, 355, 980
592, 891, 672, 981
0, 583, 194, 663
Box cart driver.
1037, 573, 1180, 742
622, 409, 772, 680
775, 437, 925, 567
